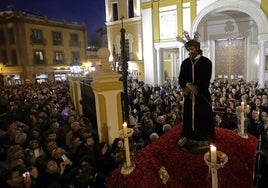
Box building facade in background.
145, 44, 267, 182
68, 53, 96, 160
105, 0, 144, 81
0, 10, 87, 85
105, 0, 268, 87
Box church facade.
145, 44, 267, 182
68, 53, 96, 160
105, 0, 268, 87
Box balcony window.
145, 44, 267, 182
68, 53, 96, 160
11, 50, 18, 65
54, 51, 64, 64
34, 50, 45, 64
8, 29, 15, 44
112, 3, 119, 21
0, 30, 6, 45
70, 34, 80, 47
128, 0, 134, 18
31, 29, 43, 44
52, 31, 62, 45
71, 51, 80, 64
0, 50, 8, 64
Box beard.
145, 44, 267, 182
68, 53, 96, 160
189, 52, 198, 59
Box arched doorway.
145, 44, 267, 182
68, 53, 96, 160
191, 0, 268, 87
215, 38, 245, 80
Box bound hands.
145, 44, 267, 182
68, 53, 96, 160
182, 82, 198, 96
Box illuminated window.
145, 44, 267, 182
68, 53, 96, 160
34, 50, 45, 64
54, 51, 64, 64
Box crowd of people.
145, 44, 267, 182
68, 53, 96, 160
0, 78, 268, 187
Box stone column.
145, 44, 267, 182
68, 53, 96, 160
91, 48, 123, 145
171, 49, 179, 82
156, 47, 164, 85
258, 40, 266, 88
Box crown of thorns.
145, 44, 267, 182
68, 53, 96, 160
176, 30, 200, 44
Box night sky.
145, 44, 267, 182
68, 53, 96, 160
0, 0, 106, 37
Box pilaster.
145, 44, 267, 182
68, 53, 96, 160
69, 76, 85, 116
91, 48, 123, 145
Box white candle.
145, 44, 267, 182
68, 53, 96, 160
123, 122, 131, 167
241, 101, 244, 109
210, 145, 217, 163
123, 122, 128, 135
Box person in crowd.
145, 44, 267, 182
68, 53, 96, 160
40, 158, 69, 187
142, 119, 156, 145
78, 136, 97, 168
65, 121, 82, 149
0, 165, 32, 188
95, 142, 117, 177
149, 132, 159, 143
248, 109, 265, 138
69, 136, 84, 165
220, 106, 237, 130
177, 37, 215, 149
162, 124, 172, 133
2, 76, 268, 186
214, 113, 224, 128
110, 138, 125, 167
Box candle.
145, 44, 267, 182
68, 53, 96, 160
210, 145, 217, 163
123, 122, 131, 167
210, 145, 218, 188
123, 122, 128, 135
241, 101, 244, 109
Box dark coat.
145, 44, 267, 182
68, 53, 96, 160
179, 56, 215, 141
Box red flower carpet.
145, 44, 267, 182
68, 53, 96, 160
106, 125, 258, 188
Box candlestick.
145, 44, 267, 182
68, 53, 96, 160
210, 145, 217, 188
241, 109, 245, 135
123, 122, 131, 167
119, 123, 135, 175
211, 168, 218, 188
240, 102, 245, 135
204, 150, 228, 188
237, 103, 248, 139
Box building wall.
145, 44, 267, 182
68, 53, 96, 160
105, 0, 144, 80
137, 0, 268, 85
0, 11, 87, 85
